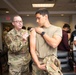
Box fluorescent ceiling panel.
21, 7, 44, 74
32, 4, 55, 7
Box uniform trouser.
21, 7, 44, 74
32, 58, 48, 75
9, 63, 29, 75
32, 55, 63, 75
32, 64, 48, 75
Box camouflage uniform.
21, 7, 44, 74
5, 28, 31, 75
32, 25, 62, 75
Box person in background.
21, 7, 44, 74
70, 25, 76, 71
22, 26, 26, 30
63, 24, 71, 40
58, 23, 70, 51
30, 8, 62, 75
70, 25, 76, 46
3, 26, 10, 36
67, 28, 71, 41
68, 25, 76, 71
66, 28, 71, 47
2, 26, 11, 49
5, 15, 31, 75
73, 36, 76, 51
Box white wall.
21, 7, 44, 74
49, 16, 69, 27
71, 15, 76, 31
22, 16, 70, 29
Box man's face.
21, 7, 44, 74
65, 27, 69, 32
12, 16, 23, 30
36, 13, 46, 27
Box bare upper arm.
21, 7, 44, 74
30, 29, 36, 51
53, 34, 62, 45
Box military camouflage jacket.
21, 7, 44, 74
5, 28, 29, 54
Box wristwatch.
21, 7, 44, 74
41, 32, 45, 36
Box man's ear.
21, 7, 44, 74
45, 14, 48, 18
45, 14, 48, 17
12, 22, 14, 26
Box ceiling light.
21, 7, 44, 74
6, 11, 9, 13
26, 14, 29, 16
32, 4, 54, 8
61, 14, 64, 16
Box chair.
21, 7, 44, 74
73, 50, 76, 73
73, 50, 76, 63
57, 51, 71, 72
57, 51, 76, 75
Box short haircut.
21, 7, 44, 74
12, 15, 21, 21
63, 23, 70, 29
35, 8, 49, 17
74, 25, 76, 29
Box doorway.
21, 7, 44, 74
1, 22, 13, 49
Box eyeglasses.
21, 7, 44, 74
13, 21, 23, 23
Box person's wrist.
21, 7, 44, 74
37, 64, 41, 69
41, 32, 45, 36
